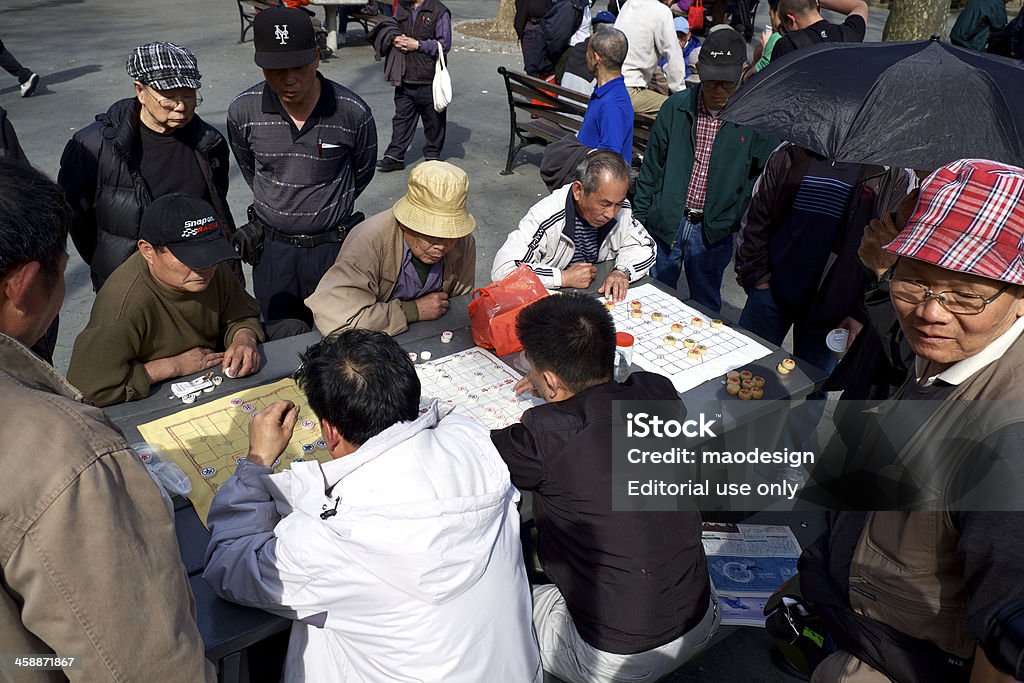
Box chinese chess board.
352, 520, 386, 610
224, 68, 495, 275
415, 348, 541, 430
137, 378, 330, 524
605, 284, 772, 392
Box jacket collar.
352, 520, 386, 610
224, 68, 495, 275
266, 399, 454, 513
261, 73, 336, 121
0, 332, 83, 401
100, 97, 215, 162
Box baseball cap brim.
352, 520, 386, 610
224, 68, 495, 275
167, 233, 240, 270
698, 64, 743, 83
255, 47, 318, 70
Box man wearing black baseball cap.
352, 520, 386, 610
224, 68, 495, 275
59, 41, 236, 292
634, 27, 778, 314
228, 7, 377, 330
68, 194, 266, 407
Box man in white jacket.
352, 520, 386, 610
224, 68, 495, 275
203, 329, 541, 682
614, 0, 687, 117
491, 150, 656, 301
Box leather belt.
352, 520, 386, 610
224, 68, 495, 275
265, 211, 365, 248
685, 209, 704, 223
268, 226, 348, 248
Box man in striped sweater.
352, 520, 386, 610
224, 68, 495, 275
228, 8, 377, 328
491, 151, 656, 301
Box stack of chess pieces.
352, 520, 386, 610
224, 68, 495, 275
723, 359, 797, 400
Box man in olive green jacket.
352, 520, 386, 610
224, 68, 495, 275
0, 159, 215, 682
633, 29, 778, 313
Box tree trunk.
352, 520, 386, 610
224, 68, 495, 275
493, 0, 518, 41
882, 0, 950, 41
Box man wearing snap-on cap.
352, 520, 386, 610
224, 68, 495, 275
306, 160, 476, 336
229, 6, 377, 328
68, 194, 265, 407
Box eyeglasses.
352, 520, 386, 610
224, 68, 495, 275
888, 276, 1012, 315
146, 86, 202, 109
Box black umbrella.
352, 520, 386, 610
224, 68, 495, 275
721, 38, 1024, 170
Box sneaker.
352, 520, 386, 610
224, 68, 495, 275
20, 73, 39, 98
376, 157, 405, 173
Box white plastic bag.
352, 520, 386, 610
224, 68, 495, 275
131, 442, 192, 517
432, 48, 452, 113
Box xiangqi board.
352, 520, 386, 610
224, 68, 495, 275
604, 284, 772, 392
414, 348, 542, 429
137, 378, 329, 524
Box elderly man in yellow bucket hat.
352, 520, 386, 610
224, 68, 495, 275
307, 161, 477, 335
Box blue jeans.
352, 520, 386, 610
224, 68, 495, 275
739, 286, 836, 450
651, 217, 733, 314
738, 287, 838, 375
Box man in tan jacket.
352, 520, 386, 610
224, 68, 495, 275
0, 158, 215, 682
306, 160, 476, 336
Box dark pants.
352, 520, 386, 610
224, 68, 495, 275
739, 286, 835, 452
264, 318, 311, 341
382, 83, 447, 163
253, 238, 342, 327
0, 39, 32, 83
521, 21, 553, 78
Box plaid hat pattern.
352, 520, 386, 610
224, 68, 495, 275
126, 42, 202, 90
885, 159, 1024, 285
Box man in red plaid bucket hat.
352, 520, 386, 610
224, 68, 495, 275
884, 158, 1024, 374
793, 159, 1024, 683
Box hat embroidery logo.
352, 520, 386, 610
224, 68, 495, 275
275, 24, 290, 45
181, 216, 219, 239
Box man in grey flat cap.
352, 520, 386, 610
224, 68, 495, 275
59, 41, 235, 291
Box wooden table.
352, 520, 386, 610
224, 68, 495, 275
105, 276, 826, 682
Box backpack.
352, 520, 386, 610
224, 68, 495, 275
688, 0, 705, 33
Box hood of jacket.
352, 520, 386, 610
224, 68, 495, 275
264, 400, 519, 605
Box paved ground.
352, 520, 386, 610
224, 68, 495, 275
1, 0, 890, 678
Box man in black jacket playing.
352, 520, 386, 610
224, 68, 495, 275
491, 293, 719, 683
58, 42, 233, 291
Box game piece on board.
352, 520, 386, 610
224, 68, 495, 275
651, 311, 664, 322
664, 335, 677, 346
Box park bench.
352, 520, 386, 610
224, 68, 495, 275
497, 66, 656, 176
